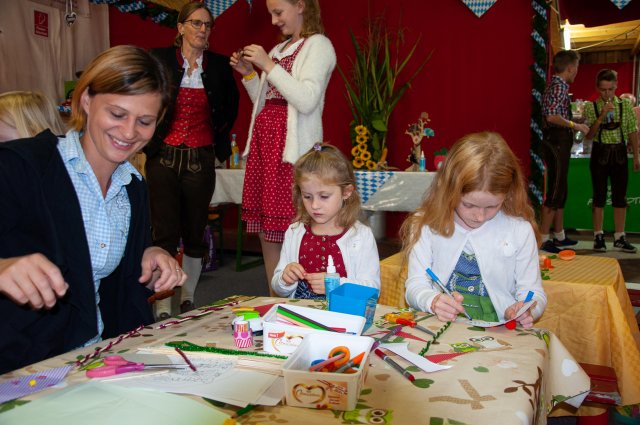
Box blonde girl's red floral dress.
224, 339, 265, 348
242, 39, 306, 243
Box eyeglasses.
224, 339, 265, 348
184, 19, 213, 30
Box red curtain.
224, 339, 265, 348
559, 0, 640, 27
108, 1, 534, 237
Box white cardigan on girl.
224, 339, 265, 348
272, 221, 381, 298
405, 211, 547, 322
241, 34, 336, 164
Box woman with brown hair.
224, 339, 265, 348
0, 45, 185, 374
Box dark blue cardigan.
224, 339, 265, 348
0, 130, 154, 374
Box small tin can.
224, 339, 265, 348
233, 320, 253, 348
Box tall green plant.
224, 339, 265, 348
339, 15, 432, 165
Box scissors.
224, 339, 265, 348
86, 355, 187, 378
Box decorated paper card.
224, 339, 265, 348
0, 365, 72, 404
459, 300, 536, 328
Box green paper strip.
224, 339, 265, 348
165, 341, 288, 360
276, 306, 334, 331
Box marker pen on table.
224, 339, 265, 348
372, 325, 402, 350
373, 348, 415, 382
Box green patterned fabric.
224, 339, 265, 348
458, 292, 499, 322
584, 97, 638, 144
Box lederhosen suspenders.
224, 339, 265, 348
593, 100, 625, 144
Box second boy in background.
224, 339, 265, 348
272, 143, 380, 298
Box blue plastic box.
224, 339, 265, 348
329, 283, 379, 331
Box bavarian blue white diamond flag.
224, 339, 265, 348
462, 0, 498, 17
610, 0, 631, 9
204, 0, 237, 18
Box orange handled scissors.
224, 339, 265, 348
86, 355, 187, 378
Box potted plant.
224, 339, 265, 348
339, 12, 432, 170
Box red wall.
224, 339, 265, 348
570, 61, 634, 102
109, 1, 534, 237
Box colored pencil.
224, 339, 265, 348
334, 352, 365, 373
174, 347, 197, 372
308, 353, 346, 372
372, 325, 402, 350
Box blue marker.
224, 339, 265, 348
524, 291, 534, 303
426, 268, 472, 320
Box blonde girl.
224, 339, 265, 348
0, 91, 66, 142
230, 0, 336, 293
272, 143, 380, 299
401, 132, 546, 328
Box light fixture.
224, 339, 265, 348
562, 19, 571, 50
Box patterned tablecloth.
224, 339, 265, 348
0, 296, 590, 425
380, 253, 640, 411
536, 256, 640, 409
212, 169, 436, 212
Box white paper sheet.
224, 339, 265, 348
380, 343, 451, 372
102, 356, 277, 407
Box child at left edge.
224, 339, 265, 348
401, 132, 547, 328
271, 143, 381, 298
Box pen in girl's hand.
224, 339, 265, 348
524, 291, 534, 303
426, 268, 472, 320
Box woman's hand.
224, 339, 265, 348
0, 254, 68, 309
239, 44, 274, 74
504, 301, 535, 329
282, 262, 305, 285
431, 292, 465, 322
230, 49, 255, 77
139, 246, 186, 292
304, 272, 326, 294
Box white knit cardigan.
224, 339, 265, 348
241, 34, 336, 164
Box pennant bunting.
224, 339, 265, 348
610, 0, 631, 9
461, 0, 498, 18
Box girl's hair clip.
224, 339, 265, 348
313, 143, 322, 152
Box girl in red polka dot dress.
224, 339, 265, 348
230, 0, 336, 292
271, 143, 380, 299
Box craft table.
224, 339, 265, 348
211, 169, 436, 212
379, 253, 640, 409
0, 296, 589, 425
536, 256, 640, 408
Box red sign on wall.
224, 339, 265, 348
34, 10, 49, 37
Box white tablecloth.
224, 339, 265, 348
212, 169, 435, 212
